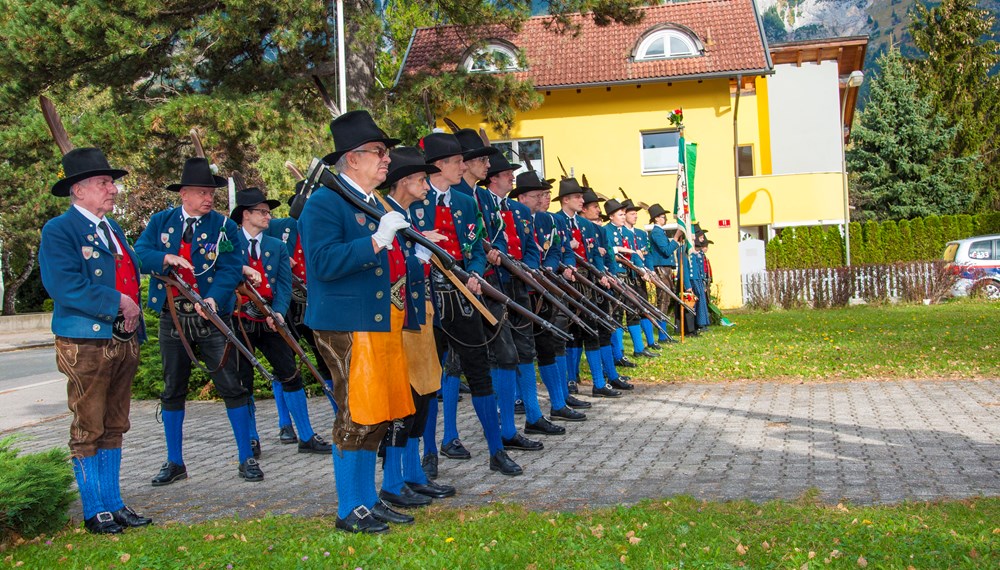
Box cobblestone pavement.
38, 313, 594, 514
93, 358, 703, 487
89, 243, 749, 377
10, 379, 1000, 525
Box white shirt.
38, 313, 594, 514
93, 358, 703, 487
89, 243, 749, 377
73, 204, 120, 254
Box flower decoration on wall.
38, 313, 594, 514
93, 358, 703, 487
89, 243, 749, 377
668, 108, 684, 127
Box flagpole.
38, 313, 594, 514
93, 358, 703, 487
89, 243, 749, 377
678, 121, 686, 344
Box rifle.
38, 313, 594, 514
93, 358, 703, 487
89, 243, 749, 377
538, 266, 618, 332
160, 270, 275, 383
570, 253, 672, 334
237, 280, 333, 398
567, 253, 647, 316
557, 261, 630, 315
616, 254, 695, 316
291, 273, 308, 295
482, 240, 598, 338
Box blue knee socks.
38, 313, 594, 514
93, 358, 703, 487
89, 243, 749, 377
422, 398, 439, 457
492, 368, 517, 440
162, 409, 184, 465
554, 355, 570, 402
538, 363, 566, 411
612, 328, 625, 360
73, 455, 104, 519
641, 319, 655, 346
403, 438, 429, 485
585, 349, 606, 389
333, 449, 362, 519
441, 375, 461, 444
516, 363, 543, 424
361, 449, 378, 509
248, 396, 260, 442
283, 388, 316, 442
601, 345, 620, 382
471, 395, 503, 455
96, 448, 124, 512
657, 320, 670, 342
272, 381, 292, 429
381, 445, 405, 495
627, 324, 646, 354
225, 405, 254, 463
564, 347, 580, 382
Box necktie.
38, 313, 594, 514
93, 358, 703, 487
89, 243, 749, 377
366, 194, 376, 206
97, 221, 115, 252
569, 218, 577, 230
500, 198, 509, 212
437, 194, 446, 207
182, 218, 195, 244
249, 238, 259, 260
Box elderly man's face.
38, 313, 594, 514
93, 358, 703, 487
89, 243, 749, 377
73, 175, 119, 217
179, 186, 216, 216
434, 155, 466, 187
349, 142, 391, 188
516, 189, 542, 212
465, 155, 490, 181
490, 170, 515, 195
395, 172, 430, 206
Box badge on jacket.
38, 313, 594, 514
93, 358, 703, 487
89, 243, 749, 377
82, 246, 94, 260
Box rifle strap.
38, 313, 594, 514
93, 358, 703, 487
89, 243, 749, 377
166, 286, 231, 375
237, 283, 311, 383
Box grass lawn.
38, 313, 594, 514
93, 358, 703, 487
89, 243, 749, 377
620, 300, 1000, 382
4, 496, 998, 569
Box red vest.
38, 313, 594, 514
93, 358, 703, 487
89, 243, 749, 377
171, 240, 200, 297
570, 227, 586, 259
500, 211, 523, 260
291, 235, 307, 283
434, 205, 463, 261
112, 234, 139, 304
237, 253, 272, 322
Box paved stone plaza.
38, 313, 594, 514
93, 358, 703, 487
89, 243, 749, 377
9, 379, 1000, 524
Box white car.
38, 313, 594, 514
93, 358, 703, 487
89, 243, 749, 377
944, 234, 1000, 300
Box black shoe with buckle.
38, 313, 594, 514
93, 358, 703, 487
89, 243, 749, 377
278, 425, 298, 444
459, 382, 471, 394
592, 385, 623, 398
372, 500, 415, 524
565, 395, 592, 409
567, 380, 579, 394
408, 480, 456, 499
298, 434, 332, 454
634, 349, 658, 358
151, 461, 187, 487
440, 439, 471, 460
489, 450, 523, 476
250, 439, 261, 459
648, 343, 662, 351
615, 357, 637, 368
501, 432, 543, 451
524, 417, 566, 436
336, 505, 389, 534
514, 399, 525, 415
609, 378, 635, 391
84, 511, 123, 534
550, 406, 587, 421
422, 454, 438, 480
111, 505, 152, 528
380, 486, 432, 508
238, 457, 264, 482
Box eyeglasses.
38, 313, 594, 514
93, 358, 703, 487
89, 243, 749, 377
249, 209, 273, 217
353, 147, 389, 159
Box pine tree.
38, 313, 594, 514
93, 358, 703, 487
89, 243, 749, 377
897, 219, 913, 261
847, 46, 971, 221
910, 0, 1000, 212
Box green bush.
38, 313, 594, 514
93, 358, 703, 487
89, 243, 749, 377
0, 437, 75, 547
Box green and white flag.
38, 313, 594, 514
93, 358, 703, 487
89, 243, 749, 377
672, 137, 697, 239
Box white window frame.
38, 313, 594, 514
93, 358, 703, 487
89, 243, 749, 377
492, 138, 544, 178
464, 44, 520, 73
635, 29, 699, 61
640, 129, 680, 175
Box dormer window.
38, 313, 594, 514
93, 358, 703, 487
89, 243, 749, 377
634, 26, 704, 61
463, 41, 521, 73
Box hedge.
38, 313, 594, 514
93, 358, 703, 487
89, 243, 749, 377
766, 211, 1000, 269
0, 437, 75, 546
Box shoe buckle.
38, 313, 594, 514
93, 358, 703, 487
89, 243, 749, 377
352, 505, 372, 519
245, 458, 259, 467
96, 511, 114, 523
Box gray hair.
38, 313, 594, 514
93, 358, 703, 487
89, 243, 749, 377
334, 154, 350, 173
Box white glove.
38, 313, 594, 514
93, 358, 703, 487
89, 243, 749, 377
372, 211, 410, 249
415, 244, 432, 263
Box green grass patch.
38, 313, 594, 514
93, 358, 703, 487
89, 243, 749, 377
618, 300, 1000, 382
4, 496, 998, 568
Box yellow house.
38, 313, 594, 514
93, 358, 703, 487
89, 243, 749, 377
397, 0, 866, 308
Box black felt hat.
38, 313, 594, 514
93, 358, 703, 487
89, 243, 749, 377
52, 147, 128, 197
485, 153, 521, 181
230, 187, 280, 223
551, 177, 585, 202
510, 170, 553, 198
378, 146, 440, 190
421, 132, 465, 163
604, 198, 626, 216
648, 203, 668, 220
321, 110, 401, 166
455, 128, 500, 161
582, 189, 605, 205
621, 199, 641, 212
166, 157, 227, 192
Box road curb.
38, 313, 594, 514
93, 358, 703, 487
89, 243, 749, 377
0, 340, 55, 353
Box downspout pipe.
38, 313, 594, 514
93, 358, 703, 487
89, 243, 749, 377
733, 74, 742, 236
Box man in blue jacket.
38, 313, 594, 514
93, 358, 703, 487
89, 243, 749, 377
230, 188, 331, 458
41, 147, 152, 534
134, 157, 261, 486
646, 204, 679, 342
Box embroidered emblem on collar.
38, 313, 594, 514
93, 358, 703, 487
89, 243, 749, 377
355, 213, 366, 225
415, 209, 424, 220
82, 246, 94, 260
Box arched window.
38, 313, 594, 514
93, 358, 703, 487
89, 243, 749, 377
634, 27, 703, 61
463, 42, 521, 73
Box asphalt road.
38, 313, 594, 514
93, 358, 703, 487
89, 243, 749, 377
0, 346, 67, 433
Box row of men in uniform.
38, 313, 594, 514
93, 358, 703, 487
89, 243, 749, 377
39, 109, 716, 536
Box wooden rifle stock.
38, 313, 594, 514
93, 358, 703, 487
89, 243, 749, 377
615, 254, 695, 316
540, 267, 618, 332
291, 273, 307, 295
237, 281, 332, 398
162, 270, 275, 383
570, 253, 671, 334
558, 262, 629, 314
482, 241, 598, 338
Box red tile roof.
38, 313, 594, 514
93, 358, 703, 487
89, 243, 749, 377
398, 0, 771, 89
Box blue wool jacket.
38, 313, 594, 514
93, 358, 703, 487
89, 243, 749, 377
409, 183, 487, 276
647, 225, 678, 268
534, 211, 574, 270
265, 216, 299, 257
236, 231, 293, 316
40, 207, 146, 342
134, 207, 245, 317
